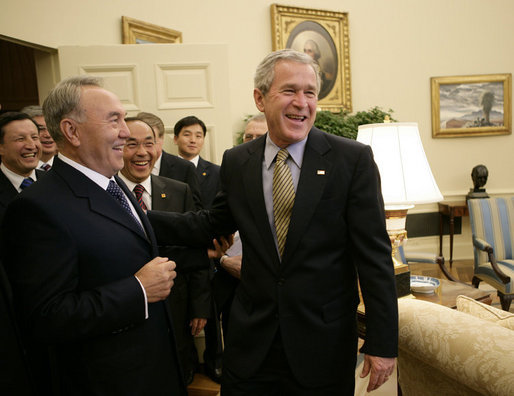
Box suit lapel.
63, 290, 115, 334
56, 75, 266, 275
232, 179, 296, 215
115, 176, 157, 250
196, 158, 207, 187
242, 139, 280, 266
0, 171, 18, 206
53, 158, 152, 246
282, 128, 332, 263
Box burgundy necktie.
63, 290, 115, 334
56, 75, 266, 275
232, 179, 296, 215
133, 184, 148, 211
41, 164, 51, 171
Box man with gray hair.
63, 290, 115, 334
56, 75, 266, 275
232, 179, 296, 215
148, 49, 398, 394
2, 75, 185, 395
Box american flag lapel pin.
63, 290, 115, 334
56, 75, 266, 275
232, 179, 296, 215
317, 170, 325, 175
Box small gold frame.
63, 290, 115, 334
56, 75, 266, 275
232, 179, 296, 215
431, 73, 511, 138
271, 4, 351, 112
122, 16, 182, 44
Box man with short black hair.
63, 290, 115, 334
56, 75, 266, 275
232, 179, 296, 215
0, 112, 43, 223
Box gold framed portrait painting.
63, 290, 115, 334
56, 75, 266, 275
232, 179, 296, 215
431, 73, 512, 138
122, 16, 182, 44
271, 4, 351, 112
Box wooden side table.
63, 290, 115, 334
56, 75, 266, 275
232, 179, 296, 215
438, 201, 469, 267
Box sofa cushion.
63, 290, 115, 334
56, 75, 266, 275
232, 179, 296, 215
456, 294, 514, 330
398, 298, 514, 396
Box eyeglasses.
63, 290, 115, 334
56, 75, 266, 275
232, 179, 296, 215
125, 141, 156, 150
243, 134, 261, 142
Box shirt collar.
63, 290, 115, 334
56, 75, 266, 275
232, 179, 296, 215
1, 162, 38, 191
264, 134, 307, 170
58, 153, 112, 190
152, 152, 162, 176
179, 154, 199, 167
38, 156, 55, 168
117, 172, 152, 195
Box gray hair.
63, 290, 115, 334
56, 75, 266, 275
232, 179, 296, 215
42, 75, 103, 145
245, 113, 267, 126
137, 112, 165, 138
21, 105, 43, 118
254, 49, 320, 97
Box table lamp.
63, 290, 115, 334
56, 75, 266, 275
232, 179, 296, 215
357, 122, 443, 294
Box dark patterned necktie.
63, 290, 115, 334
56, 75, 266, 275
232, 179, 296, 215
20, 177, 34, 190
106, 180, 143, 231
41, 164, 51, 171
272, 149, 295, 257
133, 184, 148, 211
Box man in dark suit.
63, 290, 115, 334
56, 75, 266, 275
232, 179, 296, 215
0, 112, 44, 223
0, 112, 44, 395
1, 76, 185, 395
137, 111, 203, 209
119, 117, 211, 385
173, 115, 221, 208
148, 49, 398, 395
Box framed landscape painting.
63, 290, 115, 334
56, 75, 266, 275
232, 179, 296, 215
431, 73, 511, 138
270, 4, 351, 112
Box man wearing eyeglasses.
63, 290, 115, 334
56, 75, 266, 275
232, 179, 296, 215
21, 105, 57, 171
119, 117, 211, 386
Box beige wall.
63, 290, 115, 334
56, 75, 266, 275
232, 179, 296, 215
2, 0, 514, 257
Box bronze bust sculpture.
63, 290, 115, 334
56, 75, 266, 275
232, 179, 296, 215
466, 164, 489, 200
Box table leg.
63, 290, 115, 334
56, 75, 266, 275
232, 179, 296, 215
449, 208, 455, 268
439, 212, 444, 257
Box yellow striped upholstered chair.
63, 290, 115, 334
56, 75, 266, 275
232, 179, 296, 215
467, 197, 514, 311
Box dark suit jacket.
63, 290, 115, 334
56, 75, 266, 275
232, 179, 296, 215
159, 151, 203, 209
149, 128, 398, 388
0, 262, 35, 395
196, 157, 220, 209
1, 157, 185, 395
0, 169, 44, 225
151, 175, 210, 320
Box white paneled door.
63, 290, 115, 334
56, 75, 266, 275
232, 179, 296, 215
57, 44, 231, 163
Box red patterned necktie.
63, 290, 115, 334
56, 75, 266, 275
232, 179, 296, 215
133, 184, 148, 211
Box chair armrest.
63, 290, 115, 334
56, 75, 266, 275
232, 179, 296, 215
473, 237, 492, 251
404, 254, 458, 282
472, 237, 510, 284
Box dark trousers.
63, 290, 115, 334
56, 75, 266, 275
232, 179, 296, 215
221, 332, 355, 396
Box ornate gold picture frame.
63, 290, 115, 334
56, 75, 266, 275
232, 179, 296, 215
431, 73, 511, 138
271, 4, 351, 112
122, 16, 182, 44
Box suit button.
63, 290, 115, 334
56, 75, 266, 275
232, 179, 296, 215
277, 278, 285, 286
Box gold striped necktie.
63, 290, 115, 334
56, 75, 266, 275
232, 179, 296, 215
273, 148, 295, 257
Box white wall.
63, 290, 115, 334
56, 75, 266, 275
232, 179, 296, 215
2, 0, 514, 257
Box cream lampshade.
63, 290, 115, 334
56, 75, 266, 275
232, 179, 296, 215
357, 122, 443, 267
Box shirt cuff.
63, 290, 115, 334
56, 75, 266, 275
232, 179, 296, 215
134, 275, 149, 319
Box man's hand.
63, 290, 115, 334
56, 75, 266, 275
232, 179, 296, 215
360, 354, 396, 392
207, 235, 233, 259
220, 254, 242, 279
135, 257, 176, 302
190, 318, 207, 336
